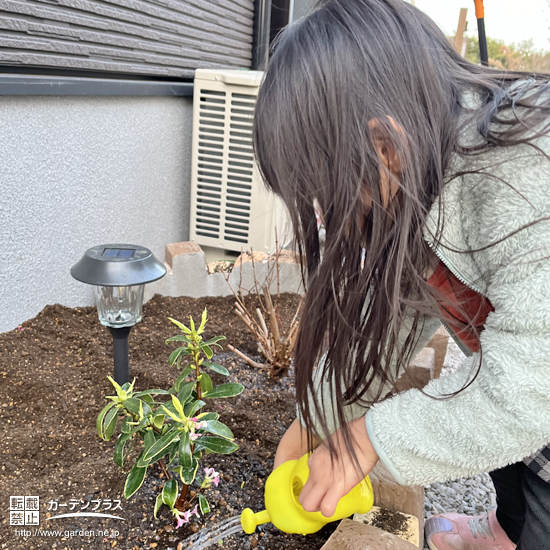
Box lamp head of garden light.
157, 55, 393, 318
70, 244, 166, 383
71, 244, 166, 328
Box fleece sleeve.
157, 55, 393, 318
297, 314, 442, 438
366, 246, 550, 486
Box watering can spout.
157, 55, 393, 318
241, 508, 271, 534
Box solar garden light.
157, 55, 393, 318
70, 244, 166, 384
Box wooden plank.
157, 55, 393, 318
454, 8, 468, 55
368, 462, 425, 548
321, 519, 417, 550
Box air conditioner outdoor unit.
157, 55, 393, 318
190, 68, 290, 256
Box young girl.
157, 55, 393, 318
252, 1, 550, 549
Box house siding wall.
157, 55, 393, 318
0, 0, 254, 77
0, 95, 193, 333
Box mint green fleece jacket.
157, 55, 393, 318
302, 96, 550, 486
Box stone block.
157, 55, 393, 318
394, 347, 434, 393
320, 519, 417, 550
233, 250, 267, 268
227, 250, 303, 296
144, 241, 208, 300
426, 326, 449, 379
164, 242, 202, 270
143, 242, 304, 303
368, 462, 425, 547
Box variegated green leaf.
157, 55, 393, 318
165, 334, 192, 344
198, 308, 208, 334
169, 347, 192, 367
171, 395, 185, 418
203, 383, 244, 399
177, 380, 196, 405
97, 403, 116, 440
203, 336, 226, 346
204, 420, 234, 440
104, 406, 119, 441
154, 493, 163, 519
200, 373, 213, 395
196, 411, 219, 421
162, 478, 178, 508
134, 389, 171, 398
152, 414, 165, 430
199, 494, 210, 514
184, 400, 205, 418
143, 429, 181, 463
194, 436, 238, 454
120, 416, 132, 434
202, 361, 229, 376
124, 459, 147, 499
114, 433, 133, 467
143, 429, 157, 452
178, 431, 192, 468
168, 317, 192, 334
169, 365, 193, 394
179, 458, 198, 484
124, 398, 152, 418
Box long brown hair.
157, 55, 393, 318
253, 0, 550, 460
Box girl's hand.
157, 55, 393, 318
274, 418, 322, 469
299, 415, 379, 518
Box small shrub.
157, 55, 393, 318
97, 309, 244, 525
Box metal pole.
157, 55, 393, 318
474, 0, 489, 66
252, 0, 272, 70
108, 326, 132, 384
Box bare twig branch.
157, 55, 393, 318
275, 226, 281, 301
263, 287, 281, 343
228, 344, 266, 369
256, 308, 269, 338
288, 326, 299, 356
289, 296, 304, 328
224, 233, 303, 377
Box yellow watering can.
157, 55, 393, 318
240, 453, 374, 535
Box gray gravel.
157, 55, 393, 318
423, 339, 497, 544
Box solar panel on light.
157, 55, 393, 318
102, 248, 135, 258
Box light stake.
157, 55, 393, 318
71, 244, 166, 383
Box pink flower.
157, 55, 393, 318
189, 432, 201, 441
203, 468, 220, 487
190, 418, 208, 430
174, 504, 200, 528
17, 326, 24, 331
175, 510, 192, 528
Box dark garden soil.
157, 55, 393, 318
0, 294, 338, 550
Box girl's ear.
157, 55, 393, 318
367, 117, 406, 208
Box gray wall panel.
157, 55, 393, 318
0, 0, 254, 77
0, 95, 193, 333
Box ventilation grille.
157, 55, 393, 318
195, 88, 256, 245
195, 89, 226, 241
191, 70, 288, 254
226, 92, 255, 243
